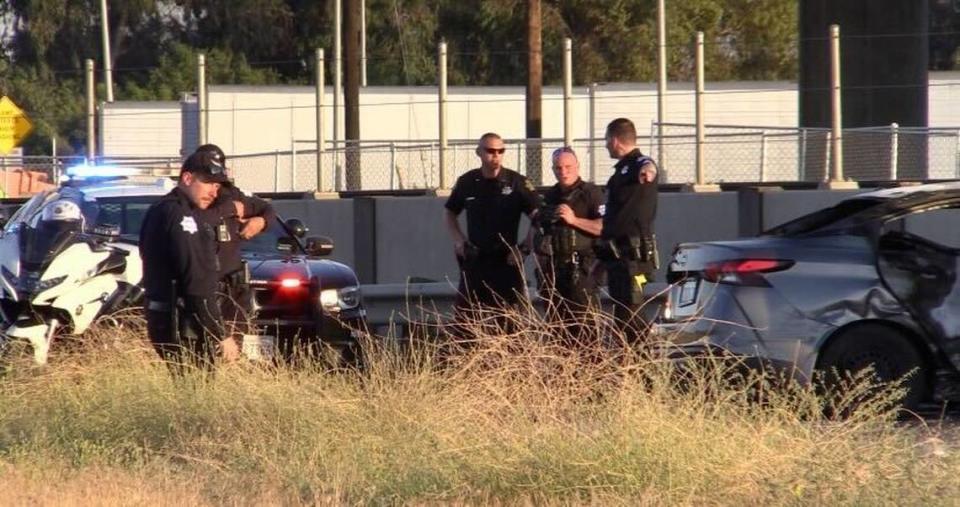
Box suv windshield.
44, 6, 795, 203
241, 218, 301, 255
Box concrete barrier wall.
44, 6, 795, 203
273, 190, 755, 284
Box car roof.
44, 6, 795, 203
852, 181, 960, 201
72, 178, 176, 200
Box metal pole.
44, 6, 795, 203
956, 129, 960, 178
438, 42, 448, 189
51, 137, 59, 186
99, 0, 114, 102
517, 140, 523, 174
334, 0, 342, 187
361, 0, 367, 87
197, 54, 207, 146
657, 0, 667, 168
389, 142, 397, 190
824, 131, 832, 177
829, 24, 843, 182
563, 38, 573, 147
695, 31, 705, 185
316, 48, 325, 192
759, 131, 768, 182
799, 128, 808, 181
85, 59, 96, 162
588, 82, 597, 182
889, 122, 899, 181
274, 149, 280, 192
291, 139, 297, 191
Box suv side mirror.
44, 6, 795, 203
304, 236, 334, 257
285, 218, 308, 238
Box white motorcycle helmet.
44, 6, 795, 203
41, 200, 83, 223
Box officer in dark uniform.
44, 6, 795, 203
193, 144, 276, 361
597, 118, 659, 343
532, 146, 604, 328
141, 150, 229, 366
444, 132, 540, 311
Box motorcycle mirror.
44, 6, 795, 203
304, 236, 334, 257
92, 223, 121, 239
285, 218, 308, 238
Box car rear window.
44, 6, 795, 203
763, 198, 881, 237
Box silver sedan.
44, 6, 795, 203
654, 182, 960, 410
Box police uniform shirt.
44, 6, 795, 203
602, 148, 658, 240
445, 168, 540, 252
543, 178, 604, 252
202, 184, 277, 276
140, 187, 221, 303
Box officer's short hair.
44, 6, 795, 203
606, 118, 637, 144
552, 146, 578, 164
478, 132, 502, 146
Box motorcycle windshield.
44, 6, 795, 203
19, 220, 82, 271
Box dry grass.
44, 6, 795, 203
0, 306, 957, 505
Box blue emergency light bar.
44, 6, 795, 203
64, 164, 134, 179
63, 164, 179, 181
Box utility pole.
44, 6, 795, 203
344, 0, 362, 190
525, 0, 543, 184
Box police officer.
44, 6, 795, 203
193, 144, 276, 361
532, 146, 603, 327
598, 118, 659, 343
444, 132, 540, 312
140, 150, 228, 367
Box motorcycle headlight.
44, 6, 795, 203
319, 286, 361, 312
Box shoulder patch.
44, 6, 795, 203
180, 216, 198, 234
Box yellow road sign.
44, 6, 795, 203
0, 96, 34, 155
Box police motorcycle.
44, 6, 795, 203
0, 183, 143, 365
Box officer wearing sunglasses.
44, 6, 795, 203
443, 132, 541, 316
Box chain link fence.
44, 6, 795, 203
4, 125, 960, 195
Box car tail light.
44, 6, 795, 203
701, 259, 794, 286
280, 277, 302, 289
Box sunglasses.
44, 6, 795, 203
482, 147, 506, 155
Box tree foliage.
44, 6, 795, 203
3, 0, 949, 155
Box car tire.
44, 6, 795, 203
816, 323, 929, 414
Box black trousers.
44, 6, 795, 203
538, 256, 601, 347
539, 257, 598, 313
217, 278, 255, 338
455, 257, 526, 310
606, 259, 654, 344
145, 308, 216, 368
